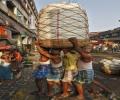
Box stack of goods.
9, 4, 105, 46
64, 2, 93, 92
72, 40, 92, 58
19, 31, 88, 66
99, 58, 120, 74
38, 3, 89, 48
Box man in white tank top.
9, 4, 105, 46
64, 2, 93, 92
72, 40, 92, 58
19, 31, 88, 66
47, 49, 64, 96
32, 41, 57, 96
69, 38, 94, 100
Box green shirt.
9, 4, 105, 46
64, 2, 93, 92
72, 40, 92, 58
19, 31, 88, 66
63, 51, 79, 71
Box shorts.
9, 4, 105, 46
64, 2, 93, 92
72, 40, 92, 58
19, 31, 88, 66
47, 66, 64, 82
62, 70, 77, 82
74, 69, 94, 84
32, 64, 51, 79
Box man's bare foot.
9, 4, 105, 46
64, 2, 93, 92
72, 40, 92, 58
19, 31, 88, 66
76, 96, 85, 100
48, 92, 54, 97
58, 93, 70, 98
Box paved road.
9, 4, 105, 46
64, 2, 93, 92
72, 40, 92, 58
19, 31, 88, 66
0, 68, 109, 100
93, 54, 120, 98
0, 53, 120, 100
0, 67, 35, 100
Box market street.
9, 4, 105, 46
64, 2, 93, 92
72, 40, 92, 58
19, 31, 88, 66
0, 53, 120, 100
1, 1, 120, 100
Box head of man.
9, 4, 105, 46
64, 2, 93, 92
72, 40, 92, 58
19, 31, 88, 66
50, 49, 60, 55
81, 44, 92, 53
62, 48, 71, 54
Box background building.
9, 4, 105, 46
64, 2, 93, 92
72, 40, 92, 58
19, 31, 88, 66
0, 0, 38, 47
90, 27, 120, 42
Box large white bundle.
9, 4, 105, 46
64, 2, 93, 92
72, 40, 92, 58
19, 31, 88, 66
100, 59, 112, 65
112, 59, 120, 65
38, 3, 89, 40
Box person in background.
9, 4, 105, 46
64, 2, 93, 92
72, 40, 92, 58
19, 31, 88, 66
0, 51, 12, 80
14, 49, 22, 63
32, 41, 57, 96
10, 49, 22, 80
0, 52, 3, 65
69, 38, 94, 100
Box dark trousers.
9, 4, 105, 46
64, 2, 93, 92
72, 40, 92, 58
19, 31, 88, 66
35, 78, 48, 95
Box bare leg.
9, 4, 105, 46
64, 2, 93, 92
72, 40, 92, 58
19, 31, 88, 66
75, 83, 85, 100
48, 81, 54, 96
61, 82, 70, 96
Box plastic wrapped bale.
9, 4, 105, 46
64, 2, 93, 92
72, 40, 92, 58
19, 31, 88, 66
99, 59, 112, 74
38, 3, 89, 48
112, 59, 120, 65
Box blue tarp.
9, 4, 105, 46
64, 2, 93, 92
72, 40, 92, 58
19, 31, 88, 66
0, 65, 12, 80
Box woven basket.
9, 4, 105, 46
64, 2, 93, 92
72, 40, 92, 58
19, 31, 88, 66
38, 39, 90, 48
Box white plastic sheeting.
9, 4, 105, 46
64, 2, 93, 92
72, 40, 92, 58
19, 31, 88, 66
38, 3, 89, 39
100, 59, 120, 66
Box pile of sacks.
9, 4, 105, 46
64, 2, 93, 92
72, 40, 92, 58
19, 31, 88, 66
99, 58, 120, 74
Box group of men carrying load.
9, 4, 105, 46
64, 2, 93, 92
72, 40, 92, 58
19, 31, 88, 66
32, 37, 94, 100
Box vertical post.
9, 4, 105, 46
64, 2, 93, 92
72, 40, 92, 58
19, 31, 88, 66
56, 10, 60, 47
56, 10, 60, 40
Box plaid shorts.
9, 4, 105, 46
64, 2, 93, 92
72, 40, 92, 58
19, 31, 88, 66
62, 70, 77, 82
32, 64, 51, 79
47, 66, 64, 82
74, 69, 94, 84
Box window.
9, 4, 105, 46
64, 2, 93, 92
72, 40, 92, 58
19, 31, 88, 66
30, 1, 32, 5
24, 17, 28, 26
28, 7, 31, 14
26, 4, 28, 9
16, 10, 23, 23
112, 33, 119, 37
24, 0, 28, 9
105, 34, 110, 38
6, 0, 15, 12
1, 0, 6, 5
99, 35, 104, 39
